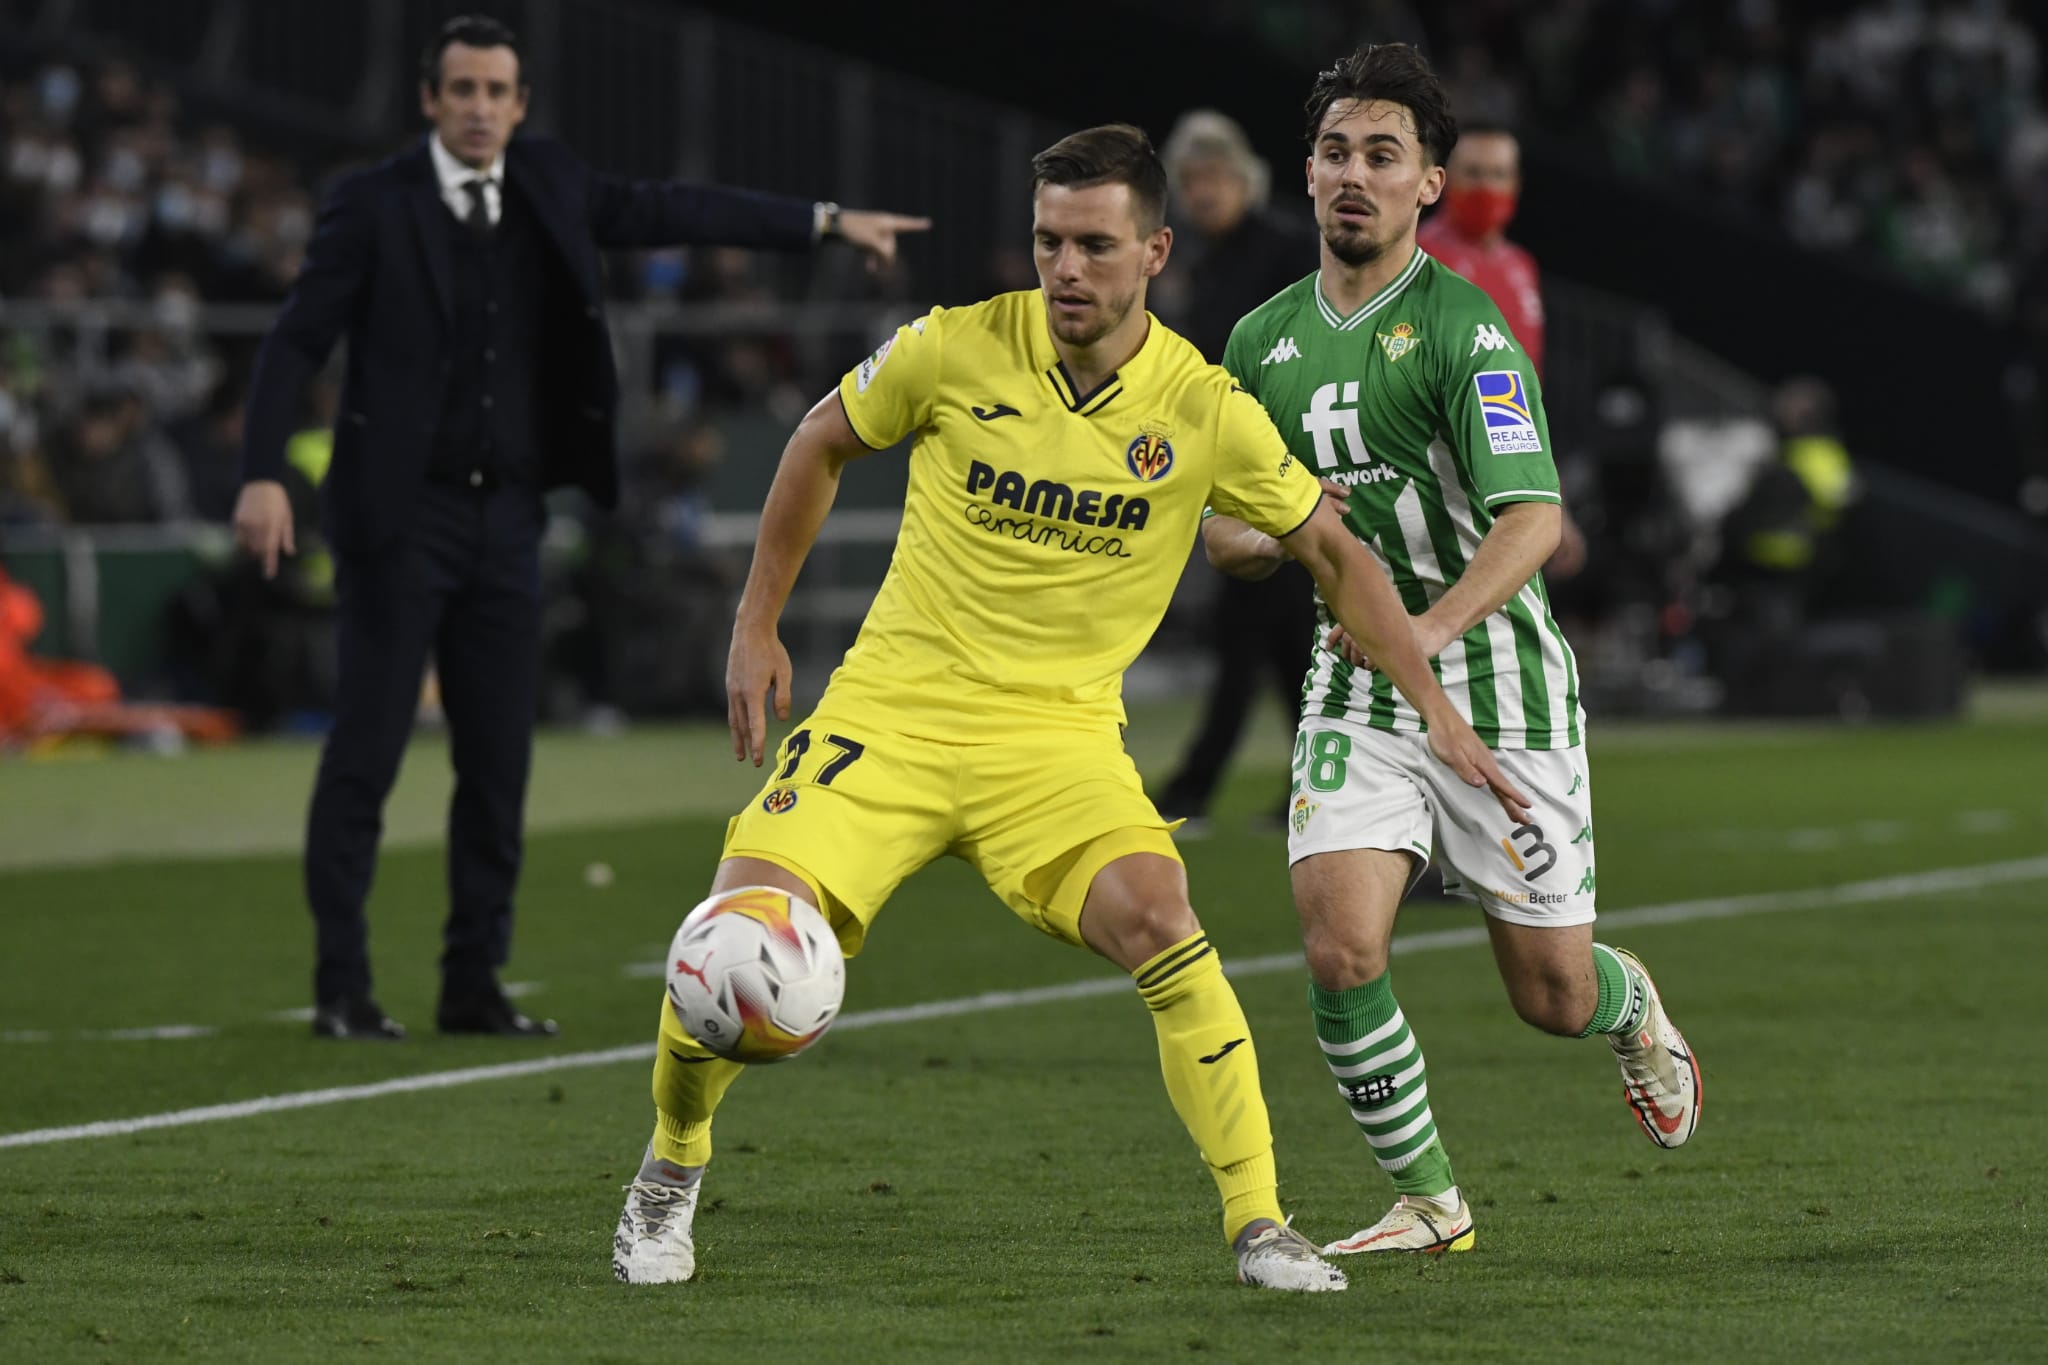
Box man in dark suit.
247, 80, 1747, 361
233, 15, 928, 1041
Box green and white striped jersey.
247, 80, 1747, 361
1225, 249, 1583, 749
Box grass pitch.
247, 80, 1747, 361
2, 701, 2044, 1362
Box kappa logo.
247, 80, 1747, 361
761, 787, 799, 814
1261, 337, 1303, 366
1474, 370, 1543, 454
1469, 323, 1516, 356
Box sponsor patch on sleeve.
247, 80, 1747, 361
855, 335, 896, 393
1474, 370, 1543, 454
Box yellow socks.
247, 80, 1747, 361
1133, 932, 1284, 1241
650, 993, 745, 1169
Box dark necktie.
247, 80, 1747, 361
461, 177, 493, 235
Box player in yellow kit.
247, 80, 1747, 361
610, 124, 1526, 1293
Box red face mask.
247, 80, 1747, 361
1441, 184, 1517, 240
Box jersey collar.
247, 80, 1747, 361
1034, 304, 1163, 417
1313, 246, 1428, 333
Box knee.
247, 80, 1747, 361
1093, 897, 1201, 971
1506, 971, 1592, 1036
1302, 930, 1387, 993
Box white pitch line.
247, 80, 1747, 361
6, 853, 2047, 1152
2, 1025, 217, 1043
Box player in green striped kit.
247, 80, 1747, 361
1203, 43, 1701, 1257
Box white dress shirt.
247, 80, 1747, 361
428, 133, 503, 227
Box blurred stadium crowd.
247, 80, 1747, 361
1152, 0, 2047, 316
0, 0, 2044, 737
6, 0, 2048, 530
0, 57, 301, 525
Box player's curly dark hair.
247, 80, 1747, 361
1031, 124, 1169, 232
421, 14, 523, 93
1303, 42, 1458, 167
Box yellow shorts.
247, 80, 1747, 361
722, 709, 1180, 955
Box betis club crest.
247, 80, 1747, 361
1377, 322, 1419, 363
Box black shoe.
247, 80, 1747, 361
436, 989, 559, 1038
312, 996, 407, 1041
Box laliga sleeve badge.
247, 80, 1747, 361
855, 336, 895, 393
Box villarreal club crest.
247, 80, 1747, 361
1125, 431, 1175, 482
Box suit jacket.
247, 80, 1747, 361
241, 134, 816, 551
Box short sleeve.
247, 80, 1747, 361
1441, 304, 1559, 510
1207, 381, 1322, 538
836, 310, 943, 449
1221, 317, 1261, 395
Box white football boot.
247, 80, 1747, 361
1235, 1220, 1348, 1292
612, 1177, 700, 1283
1323, 1191, 1475, 1255
1608, 948, 1702, 1148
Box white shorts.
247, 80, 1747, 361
1286, 717, 1598, 927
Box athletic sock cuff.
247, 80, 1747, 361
1215, 1150, 1281, 1243
1309, 970, 1397, 1040
1133, 932, 1218, 1009
653, 1107, 712, 1168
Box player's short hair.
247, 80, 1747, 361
1031, 124, 1169, 233
1303, 42, 1458, 167
421, 14, 523, 93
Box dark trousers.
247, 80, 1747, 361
305, 481, 545, 1004
1159, 564, 1319, 818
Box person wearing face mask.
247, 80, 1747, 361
1416, 123, 1543, 375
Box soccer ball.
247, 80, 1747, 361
665, 886, 845, 1063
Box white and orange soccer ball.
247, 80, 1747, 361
665, 886, 845, 1063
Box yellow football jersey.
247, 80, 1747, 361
827, 290, 1320, 738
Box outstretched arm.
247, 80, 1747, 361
587, 174, 930, 269
727, 390, 874, 765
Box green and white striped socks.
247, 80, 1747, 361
1310, 972, 1456, 1198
